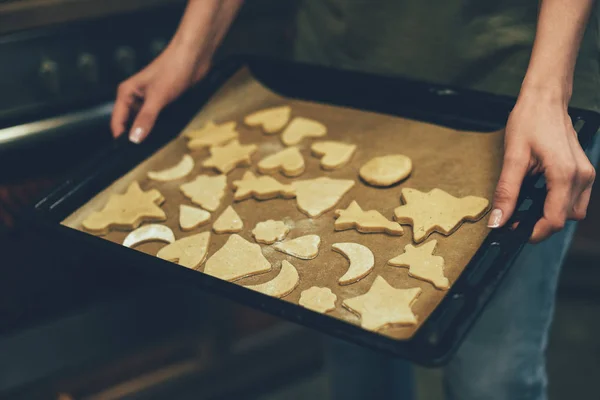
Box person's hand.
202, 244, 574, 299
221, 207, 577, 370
111, 41, 210, 143
488, 90, 595, 243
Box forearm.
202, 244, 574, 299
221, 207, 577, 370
521, 0, 595, 105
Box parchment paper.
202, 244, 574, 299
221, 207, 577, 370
63, 68, 503, 340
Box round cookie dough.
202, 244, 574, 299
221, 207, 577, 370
359, 155, 412, 187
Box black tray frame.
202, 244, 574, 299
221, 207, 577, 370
27, 56, 600, 366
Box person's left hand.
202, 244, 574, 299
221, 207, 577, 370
488, 90, 595, 243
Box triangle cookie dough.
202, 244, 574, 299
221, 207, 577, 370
147, 154, 194, 182
232, 171, 296, 201
180, 175, 227, 212
273, 234, 321, 260
213, 205, 243, 234
179, 204, 211, 231
299, 287, 337, 313
123, 224, 175, 248
292, 177, 355, 217
204, 234, 271, 281
184, 121, 238, 150
244, 105, 291, 134
257, 147, 305, 177
157, 231, 211, 270
343, 276, 422, 331
244, 260, 299, 298
359, 155, 412, 187
281, 117, 327, 146
202, 140, 257, 174
311, 141, 357, 170
332, 243, 375, 285
82, 182, 166, 235
252, 220, 290, 244
334, 201, 403, 235
393, 188, 490, 243
388, 240, 449, 290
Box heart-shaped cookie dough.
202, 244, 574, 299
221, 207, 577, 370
281, 117, 327, 146
244, 105, 291, 134
258, 147, 305, 177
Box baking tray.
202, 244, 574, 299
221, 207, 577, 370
29, 56, 600, 366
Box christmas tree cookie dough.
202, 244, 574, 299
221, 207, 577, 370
334, 200, 403, 235
180, 175, 227, 212
232, 171, 296, 201
388, 240, 449, 290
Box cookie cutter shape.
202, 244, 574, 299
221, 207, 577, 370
180, 174, 227, 212
157, 231, 211, 270
311, 141, 357, 170
257, 147, 305, 177
292, 177, 355, 217
359, 155, 412, 187
252, 220, 290, 244
185, 121, 239, 150
393, 188, 490, 243
82, 182, 166, 235
204, 234, 271, 281
179, 204, 211, 231
332, 243, 375, 285
273, 234, 321, 260
202, 139, 258, 174
122, 224, 175, 248
232, 171, 296, 201
334, 200, 403, 235
244, 105, 291, 134
244, 260, 299, 298
147, 154, 194, 182
213, 205, 243, 234
281, 117, 327, 146
343, 276, 422, 331
388, 240, 449, 290
299, 287, 337, 313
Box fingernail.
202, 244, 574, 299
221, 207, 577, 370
487, 209, 503, 228
129, 127, 144, 144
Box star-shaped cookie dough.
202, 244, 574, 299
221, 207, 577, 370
184, 121, 238, 150
82, 181, 166, 235
388, 240, 449, 290
202, 139, 257, 174
393, 188, 489, 243
342, 276, 422, 331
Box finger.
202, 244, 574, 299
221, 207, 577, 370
569, 142, 596, 220
530, 171, 573, 243
488, 149, 530, 228
128, 94, 164, 144
111, 81, 142, 138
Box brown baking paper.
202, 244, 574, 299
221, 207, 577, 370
63, 68, 503, 340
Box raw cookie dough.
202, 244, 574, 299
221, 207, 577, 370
213, 205, 243, 234
393, 188, 490, 243
257, 147, 305, 177
281, 117, 327, 146
185, 121, 239, 150
359, 155, 412, 187
311, 141, 357, 170
180, 175, 227, 212
334, 200, 403, 235
244, 105, 291, 134
332, 243, 375, 285
292, 177, 355, 217
299, 287, 337, 313
147, 154, 194, 182
388, 240, 449, 290
343, 276, 422, 331
202, 139, 257, 174
273, 234, 321, 260
179, 204, 211, 231
252, 220, 290, 244
204, 234, 271, 281
244, 260, 299, 298
122, 224, 175, 248
82, 182, 166, 235
232, 171, 296, 201
157, 231, 211, 270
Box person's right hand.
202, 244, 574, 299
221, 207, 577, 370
111, 42, 211, 143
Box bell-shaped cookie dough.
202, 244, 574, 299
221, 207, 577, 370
204, 234, 271, 281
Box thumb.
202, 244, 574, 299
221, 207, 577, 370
128, 94, 164, 144
488, 151, 529, 228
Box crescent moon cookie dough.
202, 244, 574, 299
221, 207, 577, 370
157, 231, 211, 270
184, 121, 238, 150
299, 287, 337, 313
257, 147, 305, 177
273, 234, 321, 260
179, 174, 227, 212
232, 171, 296, 201
311, 141, 357, 170
122, 224, 175, 248
202, 139, 258, 174
281, 117, 327, 146
179, 205, 211, 231
82, 181, 166, 235
244, 105, 291, 134
359, 155, 412, 187
334, 200, 403, 235
393, 188, 490, 243
204, 234, 272, 281
213, 205, 243, 234
342, 276, 422, 331
332, 243, 375, 285
292, 177, 355, 217
388, 240, 449, 290
147, 154, 194, 182
252, 220, 290, 244
243, 260, 300, 298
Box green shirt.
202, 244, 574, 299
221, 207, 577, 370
294, 0, 600, 111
